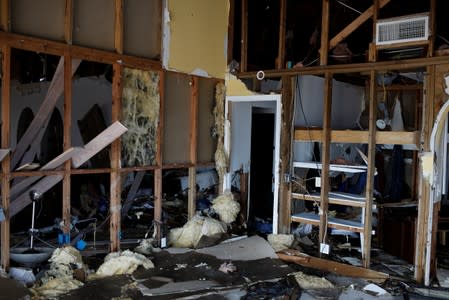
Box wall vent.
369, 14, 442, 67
376, 13, 429, 46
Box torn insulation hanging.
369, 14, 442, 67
211, 191, 240, 224
214, 82, 227, 192
121, 68, 160, 167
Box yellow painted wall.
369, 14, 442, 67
167, 0, 228, 79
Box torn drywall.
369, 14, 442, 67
225, 73, 255, 96
121, 68, 160, 166
163, 0, 229, 79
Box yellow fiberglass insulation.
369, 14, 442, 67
95, 250, 154, 277
214, 82, 228, 189
169, 215, 227, 248
121, 68, 160, 167
211, 190, 240, 224
267, 234, 294, 252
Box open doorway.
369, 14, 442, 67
225, 94, 281, 233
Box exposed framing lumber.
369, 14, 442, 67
294, 129, 420, 148
154, 70, 165, 240
329, 0, 391, 50
319, 72, 332, 246
114, 0, 124, 54
278, 75, 294, 233
188, 76, 199, 219
10, 122, 128, 218
0, 31, 161, 71
428, 0, 436, 57
369, 0, 379, 62
362, 70, 377, 268
1, 45, 11, 270
278, 250, 389, 283
121, 171, 145, 218
240, 0, 248, 72
110, 63, 123, 252
11, 57, 81, 170
319, 0, 330, 66
62, 51, 72, 235
0, 0, 9, 32
64, 0, 73, 44
0, 149, 9, 162
276, 0, 287, 69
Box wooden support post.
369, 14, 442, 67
277, 0, 287, 69
278, 75, 294, 233
428, 0, 436, 57
110, 63, 122, 252
240, 0, 248, 72
415, 65, 435, 283
188, 76, 199, 219
0, 0, 9, 32
329, 0, 391, 50
1, 45, 11, 270
62, 52, 72, 236
227, 0, 235, 64
154, 70, 165, 239
320, 0, 330, 66
64, 0, 73, 44
369, 0, 379, 62
114, 0, 124, 54
362, 70, 377, 268
319, 72, 332, 247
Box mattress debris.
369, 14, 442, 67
211, 191, 240, 224
169, 215, 227, 248
267, 234, 294, 252
95, 250, 154, 277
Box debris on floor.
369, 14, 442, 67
95, 249, 154, 277
268, 233, 295, 252
169, 215, 227, 248
293, 270, 334, 289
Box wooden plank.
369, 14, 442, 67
0, 31, 162, 71
154, 70, 164, 240
279, 75, 294, 233
62, 51, 72, 235
277, 0, 287, 69
154, 168, 162, 239
10, 122, 128, 217
375, 40, 429, 50
188, 76, 199, 219
121, 171, 145, 218
0, 0, 9, 32
369, 0, 379, 62
277, 250, 389, 283
291, 193, 366, 208
11, 57, 81, 169
110, 63, 122, 252
1, 45, 11, 270
319, 72, 332, 246
72, 121, 127, 168
294, 129, 420, 147
240, 0, 248, 72
64, 0, 73, 44
292, 212, 364, 232
320, 0, 330, 66
362, 70, 377, 268
114, 0, 124, 54
11, 147, 79, 199
329, 0, 391, 50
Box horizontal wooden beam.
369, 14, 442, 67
277, 249, 389, 283
238, 55, 449, 78
295, 129, 419, 148
0, 31, 161, 71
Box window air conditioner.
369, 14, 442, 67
375, 13, 429, 46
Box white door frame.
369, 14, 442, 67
224, 94, 282, 234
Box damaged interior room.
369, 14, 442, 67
1, 0, 449, 299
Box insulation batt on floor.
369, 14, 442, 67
169, 215, 227, 248
95, 250, 154, 277
267, 234, 294, 252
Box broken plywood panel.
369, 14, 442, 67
121, 68, 160, 167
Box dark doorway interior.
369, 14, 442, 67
249, 112, 275, 222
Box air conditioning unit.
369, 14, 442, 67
376, 13, 429, 46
